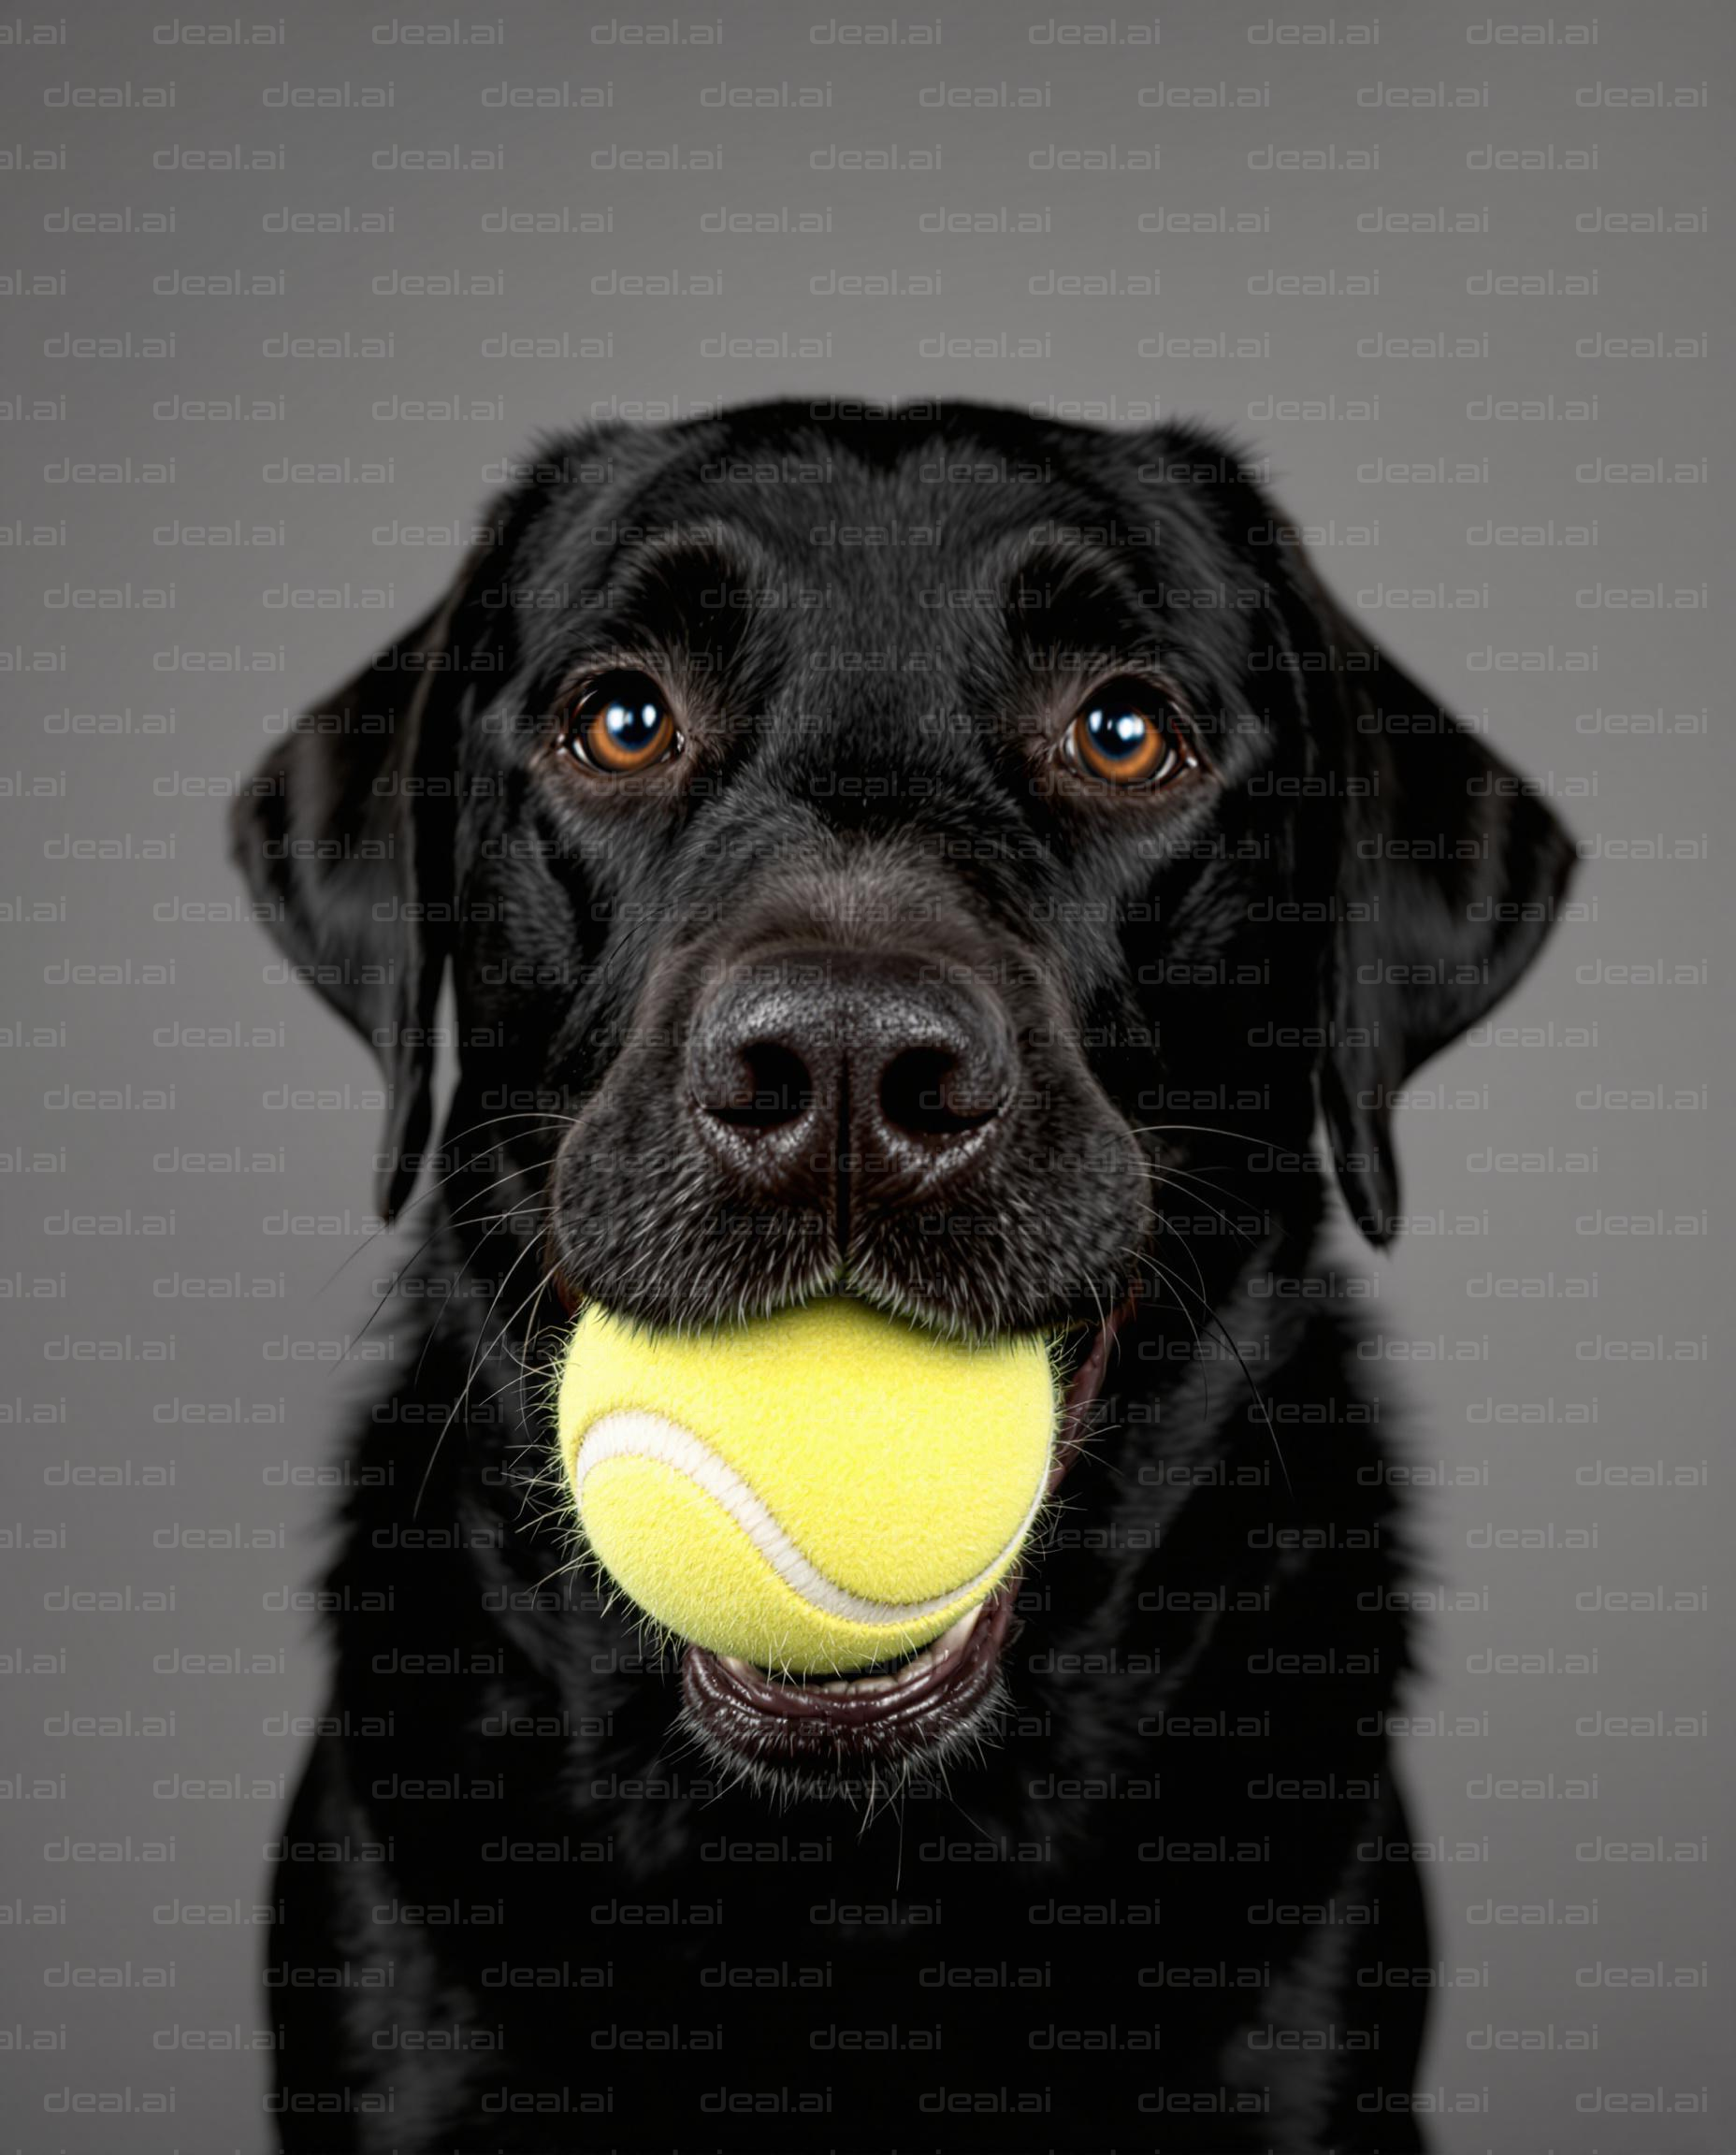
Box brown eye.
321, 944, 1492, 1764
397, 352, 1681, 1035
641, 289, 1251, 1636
562, 672, 680, 774
1062, 681, 1192, 788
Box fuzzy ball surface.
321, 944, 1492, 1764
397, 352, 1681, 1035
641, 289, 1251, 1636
557, 1296, 1058, 1676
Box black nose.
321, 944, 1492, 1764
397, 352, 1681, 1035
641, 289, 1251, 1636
687, 949, 1016, 1217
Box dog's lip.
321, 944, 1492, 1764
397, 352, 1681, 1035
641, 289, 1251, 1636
693, 1585, 1018, 1728
1047, 1301, 1126, 1493
679, 1298, 1128, 1756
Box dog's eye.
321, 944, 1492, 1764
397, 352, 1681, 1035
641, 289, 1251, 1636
561, 672, 681, 774
1062, 681, 1193, 789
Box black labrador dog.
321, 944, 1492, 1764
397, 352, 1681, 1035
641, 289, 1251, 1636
233, 401, 1571, 2153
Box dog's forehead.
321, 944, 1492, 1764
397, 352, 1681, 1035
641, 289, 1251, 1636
514, 414, 1246, 687
606, 421, 1084, 586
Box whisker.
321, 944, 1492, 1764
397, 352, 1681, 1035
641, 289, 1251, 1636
312, 1111, 578, 1297
412, 1237, 560, 1521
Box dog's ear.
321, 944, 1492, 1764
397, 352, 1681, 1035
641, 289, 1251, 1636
229, 535, 505, 1222
1277, 548, 1577, 1246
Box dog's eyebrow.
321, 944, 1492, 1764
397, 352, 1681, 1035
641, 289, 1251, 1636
590, 526, 776, 652
999, 540, 1159, 669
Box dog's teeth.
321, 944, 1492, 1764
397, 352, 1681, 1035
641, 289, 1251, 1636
728, 1603, 988, 1699
806, 1669, 899, 1695
856, 1608, 983, 1690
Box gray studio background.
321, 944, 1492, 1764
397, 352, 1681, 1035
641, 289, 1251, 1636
2, 2, 1729, 2148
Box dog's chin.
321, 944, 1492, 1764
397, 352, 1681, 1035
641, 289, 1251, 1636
671, 1309, 1124, 1803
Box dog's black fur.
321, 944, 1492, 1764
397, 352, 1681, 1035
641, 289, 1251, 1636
233, 402, 1572, 2153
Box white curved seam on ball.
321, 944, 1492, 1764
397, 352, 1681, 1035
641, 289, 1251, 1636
571, 1409, 1045, 1628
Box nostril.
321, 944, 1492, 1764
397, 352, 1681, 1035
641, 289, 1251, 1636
700, 1038, 812, 1135
878, 1044, 1005, 1142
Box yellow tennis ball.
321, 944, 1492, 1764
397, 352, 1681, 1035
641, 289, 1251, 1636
556, 1296, 1059, 1677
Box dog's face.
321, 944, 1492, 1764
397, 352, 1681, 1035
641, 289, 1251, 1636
235, 402, 1571, 1798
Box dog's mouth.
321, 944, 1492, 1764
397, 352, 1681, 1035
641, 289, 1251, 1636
677, 1308, 1124, 1790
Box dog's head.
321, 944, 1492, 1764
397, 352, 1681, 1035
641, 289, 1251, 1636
233, 402, 1572, 1796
